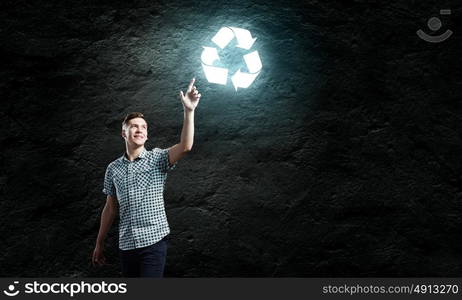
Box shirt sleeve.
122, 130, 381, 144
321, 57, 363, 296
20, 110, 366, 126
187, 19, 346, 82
102, 164, 116, 196
154, 147, 177, 173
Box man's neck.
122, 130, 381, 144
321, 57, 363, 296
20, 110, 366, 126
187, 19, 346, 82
125, 145, 145, 161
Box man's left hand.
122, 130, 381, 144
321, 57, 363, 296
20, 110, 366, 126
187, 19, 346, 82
179, 78, 201, 112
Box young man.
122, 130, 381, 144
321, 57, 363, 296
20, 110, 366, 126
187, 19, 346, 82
92, 78, 201, 277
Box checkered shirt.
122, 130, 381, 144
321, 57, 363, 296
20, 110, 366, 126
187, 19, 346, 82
102, 147, 176, 250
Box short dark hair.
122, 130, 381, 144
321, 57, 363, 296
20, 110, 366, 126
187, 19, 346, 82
122, 112, 146, 129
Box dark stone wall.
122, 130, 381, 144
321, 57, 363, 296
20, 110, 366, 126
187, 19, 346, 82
1, 0, 461, 277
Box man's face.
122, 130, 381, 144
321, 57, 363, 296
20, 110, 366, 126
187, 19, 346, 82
122, 117, 148, 146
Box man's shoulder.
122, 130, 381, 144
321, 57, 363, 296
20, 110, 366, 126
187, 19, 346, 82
149, 147, 164, 152
147, 147, 167, 157
107, 156, 124, 169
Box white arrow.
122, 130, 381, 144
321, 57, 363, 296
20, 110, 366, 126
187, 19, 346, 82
231, 69, 260, 91
211, 27, 235, 49
202, 63, 228, 85
243, 50, 262, 73
201, 47, 220, 65
230, 27, 257, 50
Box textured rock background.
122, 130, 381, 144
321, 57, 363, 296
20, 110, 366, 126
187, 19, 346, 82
1, 0, 461, 277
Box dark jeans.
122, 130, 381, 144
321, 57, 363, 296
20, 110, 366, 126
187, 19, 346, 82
119, 236, 168, 277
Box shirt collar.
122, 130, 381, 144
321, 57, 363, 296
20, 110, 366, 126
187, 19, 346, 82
121, 147, 147, 163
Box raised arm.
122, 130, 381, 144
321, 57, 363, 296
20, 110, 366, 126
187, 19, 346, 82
168, 78, 201, 165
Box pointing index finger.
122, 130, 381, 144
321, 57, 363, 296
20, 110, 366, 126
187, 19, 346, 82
187, 78, 195, 92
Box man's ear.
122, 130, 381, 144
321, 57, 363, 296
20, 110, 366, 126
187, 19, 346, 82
121, 129, 126, 139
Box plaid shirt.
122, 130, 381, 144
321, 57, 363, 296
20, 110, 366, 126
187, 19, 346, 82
102, 147, 176, 250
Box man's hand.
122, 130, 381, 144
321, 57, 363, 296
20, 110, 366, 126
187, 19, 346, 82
92, 244, 106, 267
179, 78, 201, 112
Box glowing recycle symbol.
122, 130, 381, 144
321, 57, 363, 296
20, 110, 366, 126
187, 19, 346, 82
201, 27, 262, 90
